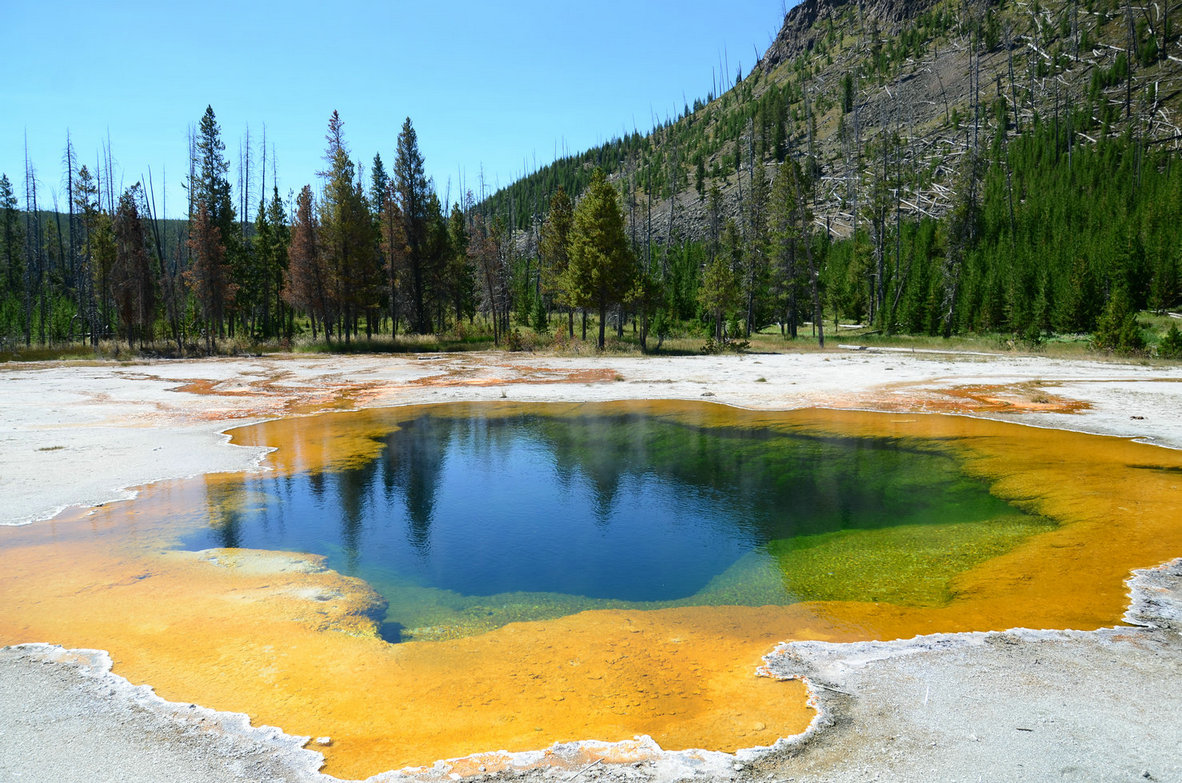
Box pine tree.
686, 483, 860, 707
112, 184, 156, 348
192, 106, 236, 237
1093, 286, 1145, 353
769, 161, 805, 338
370, 153, 390, 215
742, 163, 771, 336
698, 220, 740, 342
88, 206, 116, 343
1159, 323, 1182, 359
189, 106, 238, 339
318, 112, 377, 341
252, 197, 272, 336
421, 192, 451, 333
284, 185, 330, 341
0, 174, 23, 303
371, 153, 393, 334
768, 159, 824, 344
394, 117, 434, 333
186, 203, 235, 352
73, 165, 103, 343
469, 214, 506, 345
563, 169, 637, 349
254, 186, 290, 339
940, 152, 985, 337
379, 183, 408, 338
445, 202, 475, 327
539, 186, 574, 337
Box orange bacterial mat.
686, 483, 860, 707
1, 403, 1179, 778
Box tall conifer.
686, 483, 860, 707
187, 106, 237, 341
319, 112, 376, 341
563, 170, 637, 349
112, 184, 155, 347
394, 117, 433, 333
540, 186, 574, 337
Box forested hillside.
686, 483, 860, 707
481, 0, 1182, 351
2, 0, 1180, 356
489, 0, 1182, 237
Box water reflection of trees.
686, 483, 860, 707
194, 409, 1012, 593
379, 419, 450, 554
202, 477, 244, 549
525, 415, 990, 541
336, 460, 379, 570
360, 412, 977, 545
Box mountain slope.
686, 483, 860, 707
485, 0, 1182, 243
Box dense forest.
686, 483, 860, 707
2, 0, 1181, 357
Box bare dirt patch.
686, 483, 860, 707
877, 380, 1092, 414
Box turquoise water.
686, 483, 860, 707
183, 406, 1045, 639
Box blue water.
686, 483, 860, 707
184, 407, 1021, 611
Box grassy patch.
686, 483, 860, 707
4, 310, 1180, 362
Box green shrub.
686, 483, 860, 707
1092, 289, 1145, 353
1158, 323, 1182, 359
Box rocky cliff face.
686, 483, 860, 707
499, 0, 1176, 247
760, 0, 947, 72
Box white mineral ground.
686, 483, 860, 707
1, 349, 1180, 782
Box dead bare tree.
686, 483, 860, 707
145, 166, 184, 353
23, 136, 38, 347
662, 127, 678, 280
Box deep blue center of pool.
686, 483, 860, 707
184, 408, 1017, 605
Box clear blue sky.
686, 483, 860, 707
3, 0, 790, 218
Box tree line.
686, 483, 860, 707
2, 98, 1180, 356
0, 108, 535, 351
175, 107, 488, 351
0, 106, 704, 353
537, 107, 1181, 356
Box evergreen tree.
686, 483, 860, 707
73, 165, 102, 342
394, 117, 434, 333
698, 219, 740, 341
370, 153, 390, 216
252, 197, 272, 336
192, 106, 236, 238
284, 185, 330, 341
469, 214, 507, 345
706, 185, 723, 264
539, 186, 574, 337
769, 160, 807, 338
93, 214, 116, 339
741, 163, 771, 336
318, 112, 377, 341
0, 174, 23, 303
940, 152, 985, 336
254, 186, 290, 339
112, 184, 155, 348
445, 202, 475, 326
371, 153, 393, 333
421, 192, 452, 332
563, 170, 637, 349
378, 183, 408, 338
186, 203, 235, 352
189, 106, 238, 339
1054, 255, 1100, 333
1093, 287, 1145, 353
1158, 323, 1182, 359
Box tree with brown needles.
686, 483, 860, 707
112, 184, 155, 348
186, 203, 235, 352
